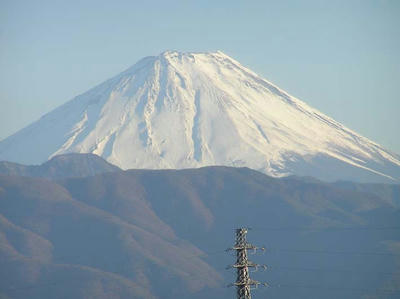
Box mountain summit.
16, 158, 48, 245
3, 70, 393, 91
1, 51, 399, 182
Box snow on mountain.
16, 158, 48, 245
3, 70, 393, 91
1, 51, 399, 183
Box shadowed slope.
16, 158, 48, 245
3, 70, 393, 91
0, 175, 221, 299
0, 156, 399, 298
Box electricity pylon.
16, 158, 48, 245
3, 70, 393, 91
227, 228, 268, 299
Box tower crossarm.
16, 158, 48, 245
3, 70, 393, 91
227, 262, 267, 269
231, 279, 266, 287
226, 244, 266, 251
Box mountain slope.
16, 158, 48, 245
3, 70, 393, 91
0, 51, 399, 182
0, 174, 221, 299
0, 159, 399, 298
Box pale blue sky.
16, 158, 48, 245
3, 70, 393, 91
1, 0, 399, 153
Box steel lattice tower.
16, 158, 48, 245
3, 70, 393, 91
227, 228, 267, 299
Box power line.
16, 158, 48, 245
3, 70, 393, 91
260, 283, 399, 295
268, 265, 400, 276
2, 230, 399, 296
268, 248, 400, 257
2, 251, 228, 293
251, 226, 400, 231
0, 248, 227, 266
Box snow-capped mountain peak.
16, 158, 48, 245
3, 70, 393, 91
1, 51, 399, 183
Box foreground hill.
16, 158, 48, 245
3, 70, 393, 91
0, 155, 399, 298
0, 51, 399, 183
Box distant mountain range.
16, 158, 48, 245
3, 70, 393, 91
1, 51, 399, 183
0, 154, 399, 298
0, 153, 120, 178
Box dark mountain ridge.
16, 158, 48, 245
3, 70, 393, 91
0, 154, 399, 298
0, 153, 121, 179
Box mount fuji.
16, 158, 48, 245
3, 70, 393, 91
1, 51, 399, 183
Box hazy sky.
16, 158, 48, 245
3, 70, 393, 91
1, 0, 399, 153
